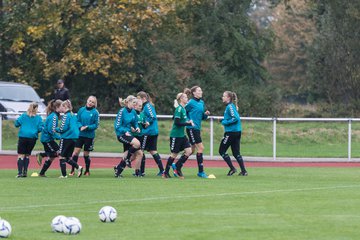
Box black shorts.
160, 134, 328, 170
170, 136, 191, 154
117, 135, 134, 152
186, 129, 202, 145
17, 137, 37, 155
59, 139, 76, 158
75, 136, 94, 151
42, 141, 60, 158
141, 135, 158, 151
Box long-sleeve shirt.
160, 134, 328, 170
56, 111, 80, 140
185, 97, 208, 130
41, 112, 60, 143
14, 113, 43, 139
141, 102, 158, 135
221, 103, 241, 133
77, 106, 100, 139
114, 107, 139, 137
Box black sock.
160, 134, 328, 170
66, 158, 79, 169
140, 154, 146, 174
17, 158, 24, 175
196, 153, 204, 173
176, 155, 189, 170
235, 155, 247, 173
126, 146, 138, 160
84, 156, 91, 172
60, 159, 67, 176
165, 157, 175, 174
23, 157, 29, 175
40, 159, 52, 175
222, 154, 235, 170
116, 160, 127, 175
71, 155, 79, 172
152, 153, 164, 172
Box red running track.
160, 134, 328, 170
1, 155, 360, 169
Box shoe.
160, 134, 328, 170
15, 174, 22, 178
59, 175, 68, 179
125, 158, 132, 168
39, 174, 47, 177
239, 171, 248, 176
156, 171, 163, 176
36, 153, 43, 166
114, 166, 118, 177
227, 169, 237, 176
171, 163, 178, 177
162, 172, 171, 179
22, 173, 27, 178
140, 173, 145, 177
197, 172, 208, 178
84, 171, 90, 176
77, 166, 83, 177
115, 174, 123, 178
69, 171, 75, 176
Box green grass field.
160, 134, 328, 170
1, 167, 360, 239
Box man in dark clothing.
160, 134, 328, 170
54, 79, 70, 101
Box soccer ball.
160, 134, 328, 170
51, 215, 67, 233
62, 217, 81, 235
67, 217, 82, 229
98, 206, 117, 222
0, 219, 12, 238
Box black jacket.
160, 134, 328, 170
54, 87, 70, 101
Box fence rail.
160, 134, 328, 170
1, 112, 360, 161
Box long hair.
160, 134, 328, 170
184, 86, 200, 98
119, 95, 136, 108
46, 99, 63, 115
137, 91, 153, 104
224, 91, 239, 110
174, 92, 185, 108
62, 99, 73, 112
27, 102, 38, 117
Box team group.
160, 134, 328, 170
13, 86, 247, 179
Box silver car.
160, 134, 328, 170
0, 81, 46, 120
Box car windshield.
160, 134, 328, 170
0, 86, 41, 102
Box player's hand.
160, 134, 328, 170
80, 126, 88, 131
130, 127, 136, 132
135, 128, 140, 133
205, 110, 210, 115
125, 131, 131, 136
144, 122, 150, 128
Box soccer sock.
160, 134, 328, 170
17, 158, 24, 175
71, 155, 79, 173
23, 157, 29, 175
222, 154, 235, 170
176, 155, 189, 170
164, 157, 175, 174
235, 155, 247, 173
84, 156, 91, 172
40, 159, 52, 175
66, 158, 79, 169
126, 146, 138, 160
196, 153, 204, 173
140, 154, 146, 174
152, 153, 164, 172
116, 160, 127, 175
60, 159, 67, 176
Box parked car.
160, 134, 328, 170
0, 81, 46, 120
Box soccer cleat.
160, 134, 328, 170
171, 163, 178, 177
84, 171, 90, 176
15, 174, 22, 178
77, 166, 83, 177
156, 171, 163, 176
59, 175, 68, 179
36, 153, 43, 166
162, 172, 171, 179
227, 169, 237, 176
239, 171, 248, 176
22, 173, 27, 178
197, 172, 208, 178
39, 174, 47, 177
114, 166, 118, 177
116, 174, 123, 178
125, 158, 132, 168
69, 171, 75, 176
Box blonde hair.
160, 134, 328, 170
62, 99, 73, 112
224, 91, 239, 110
27, 102, 38, 117
88, 95, 98, 108
46, 99, 63, 115
134, 98, 143, 110
174, 92, 185, 108
119, 95, 136, 107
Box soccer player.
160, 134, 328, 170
37, 99, 63, 177
131, 98, 146, 176
56, 100, 83, 178
69, 96, 99, 176
162, 92, 194, 179
14, 102, 43, 178
183, 86, 210, 178
114, 95, 143, 178
219, 91, 248, 176
136, 91, 164, 176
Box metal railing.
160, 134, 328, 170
1, 112, 359, 161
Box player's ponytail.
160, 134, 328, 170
232, 92, 239, 111
174, 92, 184, 108
27, 102, 38, 117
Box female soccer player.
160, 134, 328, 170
162, 92, 194, 179
219, 91, 248, 176
37, 99, 63, 177
69, 96, 99, 176
183, 86, 210, 178
131, 98, 146, 176
14, 102, 43, 178
114, 95, 143, 178
56, 100, 83, 178
137, 91, 164, 176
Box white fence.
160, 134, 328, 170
1, 112, 360, 161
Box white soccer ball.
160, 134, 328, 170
98, 206, 117, 222
67, 217, 82, 229
51, 215, 67, 233
62, 217, 81, 235
0, 219, 12, 238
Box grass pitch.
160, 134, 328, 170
1, 167, 360, 240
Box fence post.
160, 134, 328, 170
348, 119, 352, 161
210, 117, 214, 159
273, 118, 277, 161
0, 114, 2, 151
